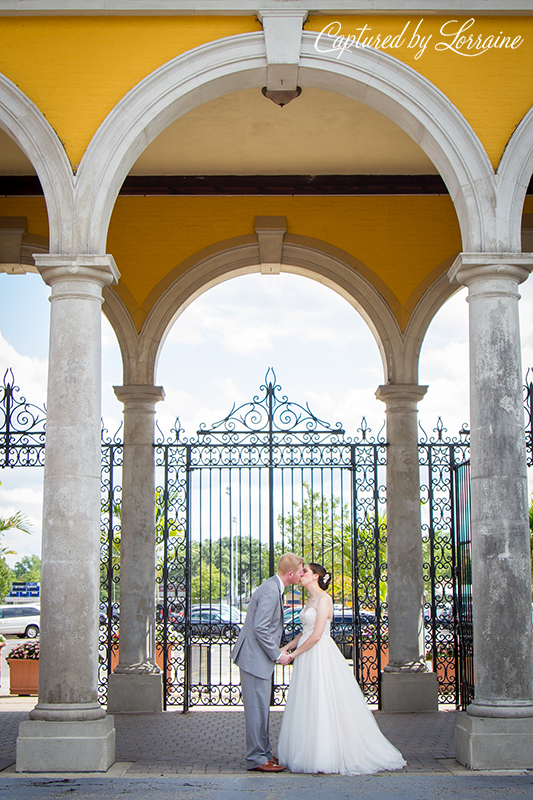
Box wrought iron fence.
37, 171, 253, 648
0, 369, 46, 468
0, 367, 482, 711
153, 371, 388, 710
452, 459, 474, 710
419, 418, 470, 705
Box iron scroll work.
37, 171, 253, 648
1, 368, 475, 710
0, 369, 46, 467
153, 370, 389, 710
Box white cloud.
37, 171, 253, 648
166, 274, 365, 356
0, 331, 48, 408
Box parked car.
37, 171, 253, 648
169, 604, 244, 640
282, 605, 377, 659
191, 603, 246, 624
0, 603, 40, 638
423, 603, 454, 630
282, 606, 303, 644
99, 602, 119, 627
331, 608, 376, 659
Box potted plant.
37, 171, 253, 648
6, 639, 39, 696
0, 634, 5, 688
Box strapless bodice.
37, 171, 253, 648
300, 606, 331, 639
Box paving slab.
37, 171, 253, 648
0, 773, 533, 800
0, 707, 457, 775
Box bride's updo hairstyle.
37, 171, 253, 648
308, 563, 331, 591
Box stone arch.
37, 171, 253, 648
496, 103, 533, 253
77, 31, 495, 255
103, 237, 460, 389
0, 73, 74, 253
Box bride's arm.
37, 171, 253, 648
280, 633, 302, 653
289, 596, 333, 658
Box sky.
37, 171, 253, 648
1, 267, 533, 567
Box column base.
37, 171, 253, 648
107, 671, 163, 713
16, 715, 115, 772
381, 670, 438, 713
455, 711, 533, 770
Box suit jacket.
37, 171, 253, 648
231, 576, 284, 680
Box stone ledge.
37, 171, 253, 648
16, 715, 115, 773
455, 711, 533, 770
381, 671, 439, 713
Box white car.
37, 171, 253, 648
0, 604, 40, 638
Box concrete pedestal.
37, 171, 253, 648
16, 716, 115, 773
455, 712, 533, 770
107, 672, 163, 713
381, 671, 438, 713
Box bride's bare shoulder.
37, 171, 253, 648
318, 593, 333, 610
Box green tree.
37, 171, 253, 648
277, 484, 387, 607
0, 481, 32, 602
189, 558, 224, 603
12, 554, 41, 582
0, 558, 13, 602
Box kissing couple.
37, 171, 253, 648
231, 552, 406, 775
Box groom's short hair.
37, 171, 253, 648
277, 553, 304, 575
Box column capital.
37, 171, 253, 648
449, 252, 533, 288
114, 384, 165, 408
33, 254, 120, 289
375, 384, 428, 407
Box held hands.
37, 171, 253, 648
277, 651, 294, 666
278, 646, 294, 667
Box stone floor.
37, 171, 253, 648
0, 704, 459, 775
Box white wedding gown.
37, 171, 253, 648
277, 606, 406, 775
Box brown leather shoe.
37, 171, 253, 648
252, 760, 286, 772
271, 757, 279, 765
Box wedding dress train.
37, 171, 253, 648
277, 607, 406, 775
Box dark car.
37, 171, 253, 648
170, 605, 242, 640
282, 605, 376, 659
282, 606, 303, 644
331, 608, 376, 659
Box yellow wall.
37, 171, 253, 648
0, 15, 531, 168
106, 195, 461, 329
0, 193, 464, 329
306, 15, 533, 168
0, 197, 49, 237
0, 16, 261, 167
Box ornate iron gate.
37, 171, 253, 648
1, 367, 478, 711
419, 419, 470, 706
154, 371, 388, 710
452, 459, 474, 710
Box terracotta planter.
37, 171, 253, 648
360, 643, 389, 684
7, 658, 39, 696
436, 657, 456, 684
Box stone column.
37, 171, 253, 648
376, 384, 438, 712
17, 255, 119, 773
107, 385, 165, 713
450, 254, 533, 769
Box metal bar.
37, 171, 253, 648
183, 445, 192, 714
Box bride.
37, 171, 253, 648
277, 562, 406, 775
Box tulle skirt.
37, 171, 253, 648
277, 635, 406, 775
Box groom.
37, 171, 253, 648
232, 552, 304, 772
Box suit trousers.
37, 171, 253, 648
240, 667, 274, 768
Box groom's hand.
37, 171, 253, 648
277, 652, 292, 666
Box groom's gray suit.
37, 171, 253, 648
231, 575, 284, 768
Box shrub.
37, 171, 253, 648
7, 640, 39, 659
